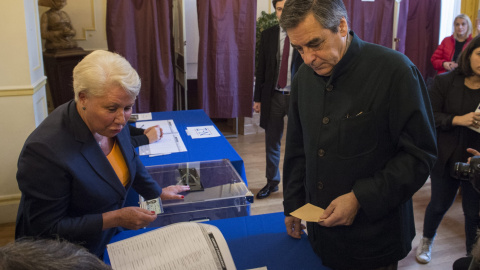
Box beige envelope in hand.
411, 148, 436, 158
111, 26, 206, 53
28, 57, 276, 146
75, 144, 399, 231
290, 203, 326, 222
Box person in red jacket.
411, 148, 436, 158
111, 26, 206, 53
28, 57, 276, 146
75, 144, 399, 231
431, 14, 473, 74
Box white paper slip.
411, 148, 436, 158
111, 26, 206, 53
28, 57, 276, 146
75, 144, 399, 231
186, 125, 221, 139
131, 113, 152, 121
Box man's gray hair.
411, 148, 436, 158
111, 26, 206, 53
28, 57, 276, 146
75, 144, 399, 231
0, 238, 111, 270
279, 0, 348, 33
73, 50, 141, 102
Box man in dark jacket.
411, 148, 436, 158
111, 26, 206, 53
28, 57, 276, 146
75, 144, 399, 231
280, 0, 438, 269
253, 0, 302, 199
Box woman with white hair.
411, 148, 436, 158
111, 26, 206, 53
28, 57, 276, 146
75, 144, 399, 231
431, 14, 473, 74
15, 50, 189, 258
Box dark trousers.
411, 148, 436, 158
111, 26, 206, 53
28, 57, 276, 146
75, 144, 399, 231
264, 92, 290, 183
423, 170, 480, 254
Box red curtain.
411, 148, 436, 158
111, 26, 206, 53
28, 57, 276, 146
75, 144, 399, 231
196, 0, 256, 118
402, 0, 440, 82
344, 0, 440, 81
106, 0, 174, 113
344, 0, 395, 49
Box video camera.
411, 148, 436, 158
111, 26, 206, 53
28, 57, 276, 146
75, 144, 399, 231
453, 155, 480, 193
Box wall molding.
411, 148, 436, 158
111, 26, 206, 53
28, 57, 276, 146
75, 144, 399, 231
0, 76, 47, 97
0, 194, 21, 206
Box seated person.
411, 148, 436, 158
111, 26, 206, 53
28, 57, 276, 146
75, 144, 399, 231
15, 50, 190, 258
0, 238, 111, 270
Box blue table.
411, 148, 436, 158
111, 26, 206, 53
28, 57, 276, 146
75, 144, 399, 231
105, 212, 329, 270
136, 109, 246, 184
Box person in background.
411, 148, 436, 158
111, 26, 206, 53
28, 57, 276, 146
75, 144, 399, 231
279, 0, 437, 269
431, 14, 473, 74
128, 125, 163, 148
15, 50, 190, 258
0, 238, 112, 270
253, 0, 303, 199
416, 35, 480, 264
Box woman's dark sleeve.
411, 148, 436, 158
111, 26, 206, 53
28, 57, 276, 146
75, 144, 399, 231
128, 125, 149, 147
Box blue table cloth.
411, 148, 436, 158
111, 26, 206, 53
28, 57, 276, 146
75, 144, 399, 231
105, 212, 329, 270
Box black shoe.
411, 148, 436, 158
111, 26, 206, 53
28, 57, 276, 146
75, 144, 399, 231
256, 182, 279, 199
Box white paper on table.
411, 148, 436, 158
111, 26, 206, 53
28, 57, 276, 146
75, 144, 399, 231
131, 113, 152, 121
107, 222, 236, 270
186, 125, 221, 139
138, 133, 187, 156
136, 120, 178, 134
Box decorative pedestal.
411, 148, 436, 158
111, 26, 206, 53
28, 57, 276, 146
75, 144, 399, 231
43, 48, 90, 108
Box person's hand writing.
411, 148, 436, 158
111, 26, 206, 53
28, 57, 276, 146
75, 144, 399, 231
253, 102, 261, 113
103, 207, 157, 230
452, 112, 480, 128
160, 185, 190, 200
285, 216, 305, 239
144, 125, 163, 143
319, 191, 360, 227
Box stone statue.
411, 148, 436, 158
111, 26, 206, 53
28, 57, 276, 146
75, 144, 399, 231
39, 0, 78, 50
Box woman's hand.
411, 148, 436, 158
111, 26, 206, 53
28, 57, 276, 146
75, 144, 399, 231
160, 185, 190, 200
102, 207, 157, 230
443, 61, 458, 71
452, 112, 480, 128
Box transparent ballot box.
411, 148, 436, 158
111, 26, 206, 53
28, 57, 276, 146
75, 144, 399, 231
141, 159, 252, 227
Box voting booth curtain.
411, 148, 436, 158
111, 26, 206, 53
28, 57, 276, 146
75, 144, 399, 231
195, 0, 256, 119
402, 0, 440, 82
106, 0, 174, 113
344, 0, 440, 82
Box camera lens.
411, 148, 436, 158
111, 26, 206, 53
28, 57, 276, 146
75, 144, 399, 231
454, 162, 471, 180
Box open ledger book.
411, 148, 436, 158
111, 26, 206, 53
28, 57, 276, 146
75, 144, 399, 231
107, 222, 236, 270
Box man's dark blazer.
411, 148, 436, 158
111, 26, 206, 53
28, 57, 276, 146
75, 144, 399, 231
254, 24, 303, 129
15, 100, 162, 257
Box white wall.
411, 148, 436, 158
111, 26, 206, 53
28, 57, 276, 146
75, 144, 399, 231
0, 0, 49, 224
0, 0, 107, 224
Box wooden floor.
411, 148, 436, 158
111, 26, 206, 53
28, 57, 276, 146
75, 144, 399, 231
0, 130, 466, 269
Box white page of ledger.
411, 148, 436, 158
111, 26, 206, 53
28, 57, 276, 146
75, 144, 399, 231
107, 222, 236, 270
136, 119, 178, 134
135, 120, 186, 156
138, 133, 187, 156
